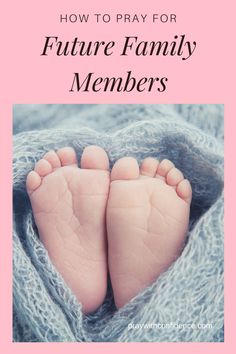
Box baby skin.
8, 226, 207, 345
26, 146, 192, 313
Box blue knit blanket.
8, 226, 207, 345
13, 104, 224, 342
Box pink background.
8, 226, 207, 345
0, 0, 235, 352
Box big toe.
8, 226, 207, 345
80, 145, 109, 170
111, 157, 139, 181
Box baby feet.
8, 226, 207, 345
26, 147, 192, 313
107, 157, 192, 308
26, 146, 110, 314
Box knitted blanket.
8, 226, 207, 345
13, 104, 224, 342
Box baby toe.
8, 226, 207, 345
34, 159, 53, 177
43, 150, 61, 169
166, 167, 184, 186
176, 179, 192, 204
57, 147, 78, 166
26, 171, 41, 194
140, 157, 159, 177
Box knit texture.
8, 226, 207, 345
13, 104, 224, 342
